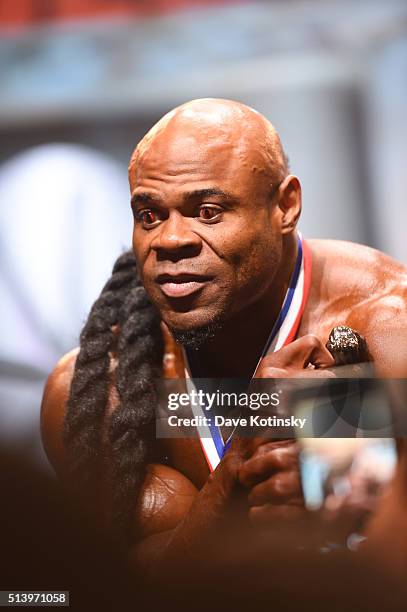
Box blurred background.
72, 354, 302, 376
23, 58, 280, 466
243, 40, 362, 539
0, 0, 406, 471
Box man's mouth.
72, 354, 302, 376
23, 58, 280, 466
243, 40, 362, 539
155, 272, 212, 298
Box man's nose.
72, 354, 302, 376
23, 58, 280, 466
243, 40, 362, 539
151, 211, 201, 258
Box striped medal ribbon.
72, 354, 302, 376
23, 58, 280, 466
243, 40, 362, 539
184, 234, 312, 472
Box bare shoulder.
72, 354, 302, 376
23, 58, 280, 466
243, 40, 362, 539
40, 348, 79, 475
308, 239, 407, 373
308, 239, 407, 311
309, 239, 407, 293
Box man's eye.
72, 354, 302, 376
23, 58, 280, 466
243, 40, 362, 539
136, 209, 160, 228
198, 205, 222, 222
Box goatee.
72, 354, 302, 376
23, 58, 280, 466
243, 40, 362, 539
169, 318, 224, 350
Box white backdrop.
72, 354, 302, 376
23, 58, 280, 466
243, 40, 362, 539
0, 144, 132, 469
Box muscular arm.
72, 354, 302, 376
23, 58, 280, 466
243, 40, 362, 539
132, 453, 243, 572
41, 348, 79, 478
42, 350, 310, 578
41, 351, 246, 574
347, 292, 407, 377
308, 239, 407, 376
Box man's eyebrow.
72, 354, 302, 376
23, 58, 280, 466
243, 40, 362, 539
131, 188, 236, 209
185, 188, 235, 201
130, 192, 160, 207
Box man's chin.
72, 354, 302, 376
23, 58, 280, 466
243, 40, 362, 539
168, 318, 224, 350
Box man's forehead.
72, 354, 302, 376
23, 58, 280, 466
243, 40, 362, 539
138, 129, 240, 173
140, 112, 247, 159
133, 146, 245, 201
129, 99, 287, 188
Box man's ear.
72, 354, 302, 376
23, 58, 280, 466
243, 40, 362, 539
277, 175, 302, 233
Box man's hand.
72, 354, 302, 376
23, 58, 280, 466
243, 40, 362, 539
255, 334, 335, 378
238, 440, 304, 525
235, 334, 336, 525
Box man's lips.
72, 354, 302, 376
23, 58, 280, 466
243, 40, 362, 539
155, 273, 212, 298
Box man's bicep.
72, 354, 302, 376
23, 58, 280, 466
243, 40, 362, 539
135, 463, 199, 539
130, 463, 199, 570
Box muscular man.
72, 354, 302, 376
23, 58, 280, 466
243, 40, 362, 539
41, 99, 407, 570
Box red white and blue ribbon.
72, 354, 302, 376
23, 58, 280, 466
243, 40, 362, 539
183, 234, 312, 472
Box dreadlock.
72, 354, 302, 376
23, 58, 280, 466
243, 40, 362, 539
63, 250, 163, 545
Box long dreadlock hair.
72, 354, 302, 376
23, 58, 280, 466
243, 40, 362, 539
63, 250, 163, 545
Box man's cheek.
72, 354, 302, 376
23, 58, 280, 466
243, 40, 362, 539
132, 244, 150, 280
141, 276, 159, 302
242, 248, 277, 295
234, 244, 264, 281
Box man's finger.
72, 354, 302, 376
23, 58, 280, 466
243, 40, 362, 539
248, 471, 303, 506
238, 442, 299, 488
259, 334, 335, 372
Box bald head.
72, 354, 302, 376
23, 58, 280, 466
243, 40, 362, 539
130, 98, 301, 337
129, 98, 289, 188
